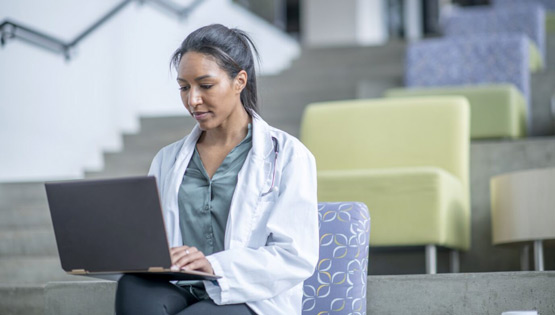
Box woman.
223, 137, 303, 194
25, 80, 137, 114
115, 24, 319, 314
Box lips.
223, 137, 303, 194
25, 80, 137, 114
192, 111, 210, 120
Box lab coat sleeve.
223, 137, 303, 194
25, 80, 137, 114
203, 150, 319, 304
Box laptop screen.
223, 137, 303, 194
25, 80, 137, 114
45, 176, 172, 273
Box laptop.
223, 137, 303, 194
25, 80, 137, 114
44, 176, 219, 281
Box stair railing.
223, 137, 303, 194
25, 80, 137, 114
0, 0, 203, 60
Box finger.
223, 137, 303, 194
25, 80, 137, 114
187, 247, 198, 254
170, 246, 186, 263
170, 246, 195, 265
170, 245, 190, 257
173, 246, 198, 257
183, 258, 214, 275
175, 251, 204, 269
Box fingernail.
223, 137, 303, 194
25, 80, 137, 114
181, 266, 189, 271
171, 265, 179, 271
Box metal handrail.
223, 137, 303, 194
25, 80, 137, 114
0, 0, 204, 60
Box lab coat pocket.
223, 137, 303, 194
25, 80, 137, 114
247, 194, 277, 248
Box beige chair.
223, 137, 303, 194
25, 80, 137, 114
491, 167, 555, 271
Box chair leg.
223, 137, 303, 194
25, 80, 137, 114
425, 244, 437, 274
534, 240, 544, 271
520, 244, 530, 271
449, 250, 460, 273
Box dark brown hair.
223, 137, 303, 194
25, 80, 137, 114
171, 24, 260, 115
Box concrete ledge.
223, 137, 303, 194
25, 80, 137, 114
45, 281, 116, 315
41, 272, 555, 315
0, 284, 45, 315
367, 271, 555, 315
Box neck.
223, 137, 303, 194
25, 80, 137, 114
200, 107, 252, 146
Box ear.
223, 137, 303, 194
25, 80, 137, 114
234, 70, 248, 94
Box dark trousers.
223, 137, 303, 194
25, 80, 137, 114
115, 274, 256, 315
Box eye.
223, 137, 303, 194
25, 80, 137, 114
201, 85, 213, 89
179, 85, 190, 92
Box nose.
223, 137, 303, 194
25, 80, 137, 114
187, 87, 202, 108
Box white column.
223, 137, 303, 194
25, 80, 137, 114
403, 0, 422, 41
302, 0, 388, 47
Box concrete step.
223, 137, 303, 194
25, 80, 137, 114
368, 271, 555, 314
84, 116, 196, 178
85, 169, 148, 179
259, 83, 360, 107
530, 72, 555, 136
356, 78, 406, 99
0, 204, 52, 228
0, 283, 45, 315
287, 41, 406, 70
259, 65, 403, 92
137, 115, 194, 134
0, 182, 48, 210
0, 227, 57, 256
119, 132, 186, 152
0, 256, 91, 284
263, 56, 404, 77
11, 271, 551, 315
44, 281, 116, 315
94, 152, 154, 171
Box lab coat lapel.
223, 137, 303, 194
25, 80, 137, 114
225, 115, 274, 249
163, 124, 202, 248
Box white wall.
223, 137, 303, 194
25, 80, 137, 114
0, 0, 300, 182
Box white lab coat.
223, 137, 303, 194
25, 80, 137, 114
148, 114, 319, 314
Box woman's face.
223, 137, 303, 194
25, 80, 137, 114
177, 51, 247, 131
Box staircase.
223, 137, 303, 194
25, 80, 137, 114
2, 38, 555, 314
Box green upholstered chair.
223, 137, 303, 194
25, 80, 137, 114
547, 13, 555, 33
300, 97, 471, 274
528, 42, 545, 73
384, 84, 527, 139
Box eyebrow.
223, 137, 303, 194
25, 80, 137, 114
176, 74, 214, 82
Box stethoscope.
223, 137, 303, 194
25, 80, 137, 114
261, 137, 279, 197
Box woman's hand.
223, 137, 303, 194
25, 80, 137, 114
170, 246, 215, 275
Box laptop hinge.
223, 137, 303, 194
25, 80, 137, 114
148, 267, 165, 272
70, 269, 88, 275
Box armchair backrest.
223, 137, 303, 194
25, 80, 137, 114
493, 0, 555, 11
442, 3, 546, 61
300, 97, 470, 197
303, 201, 370, 315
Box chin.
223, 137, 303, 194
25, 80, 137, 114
197, 121, 216, 131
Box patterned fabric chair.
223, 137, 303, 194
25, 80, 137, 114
492, 0, 555, 33
406, 34, 530, 111
441, 3, 546, 70
493, 0, 555, 11
303, 202, 371, 315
